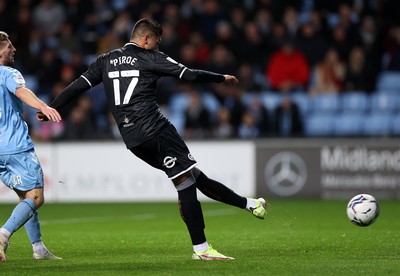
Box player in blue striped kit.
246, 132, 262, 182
0, 31, 62, 261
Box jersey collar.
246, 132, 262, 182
125, 42, 140, 48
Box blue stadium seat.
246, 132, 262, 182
310, 94, 340, 114
168, 111, 185, 134
260, 92, 282, 112
390, 113, 400, 135
376, 71, 400, 92
169, 93, 189, 113
291, 92, 312, 117
242, 92, 261, 107
304, 113, 335, 136
341, 91, 369, 113
334, 112, 364, 136
201, 92, 220, 114
369, 93, 399, 114
362, 112, 392, 136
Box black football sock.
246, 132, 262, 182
195, 171, 247, 209
178, 184, 206, 245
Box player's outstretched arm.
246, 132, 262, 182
15, 87, 61, 122
223, 75, 239, 85
181, 68, 239, 85
36, 76, 92, 121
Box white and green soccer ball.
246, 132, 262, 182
346, 194, 380, 227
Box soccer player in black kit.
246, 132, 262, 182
38, 18, 267, 260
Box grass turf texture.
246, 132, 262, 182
0, 200, 399, 275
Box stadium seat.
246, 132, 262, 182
334, 112, 364, 136
242, 92, 261, 107
376, 71, 400, 92
201, 92, 220, 114
168, 111, 185, 134
291, 92, 312, 117
369, 93, 399, 114
390, 113, 400, 136
169, 93, 189, 113
260, 91, 282, 112
304, 113, 335, 136
340, 91, 369, 114
310, 94, 340, 114
362, 112, 392, 136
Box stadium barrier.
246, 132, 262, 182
1, 139, 399, 202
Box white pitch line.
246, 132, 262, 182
40, 209, 238, 225
40, 213, 156, 225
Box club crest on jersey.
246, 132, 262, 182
163, 156, 177, 168
188, 153, 195, 161
122, 116, 134, 127
13, 75, 25, 85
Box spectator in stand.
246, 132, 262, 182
77, 13, 102, 55
61, 96, 97, 140
238, 21, 268, 69
96, 29, 123, 55
246, 97, 270, 137
57, 23, 81, 62
237, 63, 269, 92
193, 0, 226, 42
268, 22, 288, 54
273, 96, 303, 137
91, 0, 115, 36
64, 0, 92, 32
229, 6, 246, 39
330, 24, 353, 62
183, 92, 212, 139
32, 0, 66, 36
336, 3, 359, 41
9, 3, 33, 65
266, 39, 310, 92
283, 6, 301, 38
296, 22, 327, 68
383, 26, 400, 71
255, 9, 273, 38
214, 20, 239, 56
34, 46, 63, 101
343, 46, 375, 92
238, 111, 260, 139
309, 48, 346, 95
159, 22, 181, 61
188, 31, 211, 66
214, 106, 234, 139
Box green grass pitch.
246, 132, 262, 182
0, 199, 399, 275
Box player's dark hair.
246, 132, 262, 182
131, 18, 163, 40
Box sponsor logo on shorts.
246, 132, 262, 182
11, 175, 23, 186
163, 156, 177, 168
188, 153, 195, 161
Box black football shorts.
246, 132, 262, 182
130, 123, 197, 179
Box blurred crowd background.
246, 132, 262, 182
2, 0, 400, 141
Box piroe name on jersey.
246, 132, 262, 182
110, 56, 138, 67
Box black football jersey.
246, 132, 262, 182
82, 43, 186, 148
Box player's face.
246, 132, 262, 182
0, 39, 16, 66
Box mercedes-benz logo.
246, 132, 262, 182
264, 152, 307, 196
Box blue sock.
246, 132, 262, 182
24, 211, 42, 244
2, 198, 36, 235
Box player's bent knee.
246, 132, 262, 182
173, 173, 196, 191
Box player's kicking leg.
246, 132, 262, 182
192, 168, 268, 219
175, 173, 234, 260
